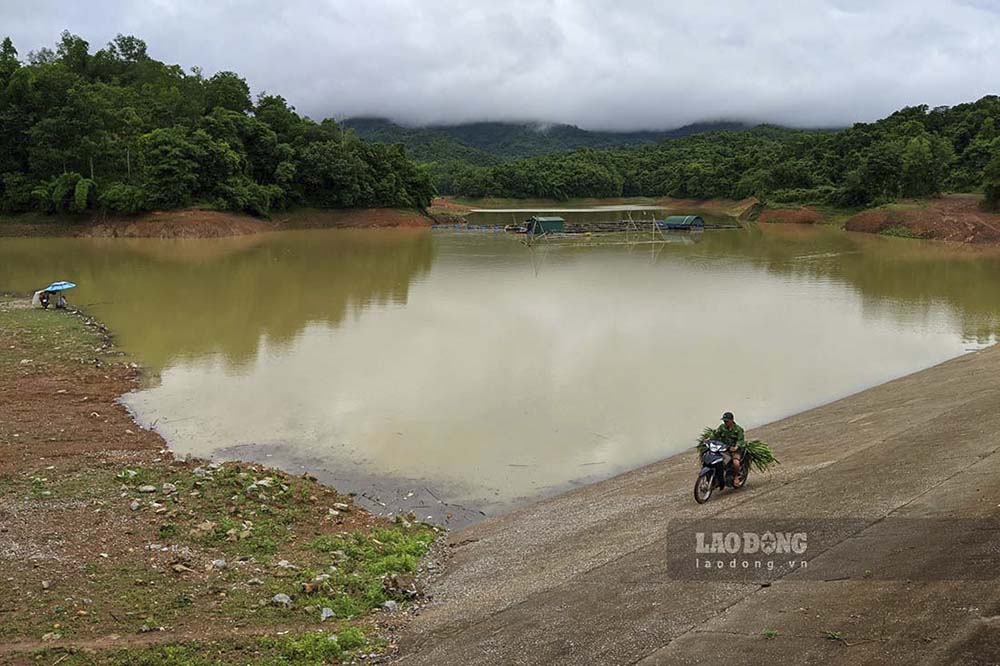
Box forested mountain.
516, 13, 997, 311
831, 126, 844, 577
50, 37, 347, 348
4, 32, 999, 218
438, 101, 1000, 208
0, 32, 434, 217
342, 117, 751, 163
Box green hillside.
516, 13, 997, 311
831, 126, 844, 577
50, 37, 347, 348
435, 100, 1000, 207
342, 117, 751, 163
0, 32, 435, 217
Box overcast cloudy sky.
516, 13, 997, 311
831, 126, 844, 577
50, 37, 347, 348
4, 0, 1000, 130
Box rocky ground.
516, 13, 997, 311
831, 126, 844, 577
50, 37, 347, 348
0, 299, 441, 665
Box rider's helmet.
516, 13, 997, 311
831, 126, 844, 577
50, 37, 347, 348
722, 411, 734, 421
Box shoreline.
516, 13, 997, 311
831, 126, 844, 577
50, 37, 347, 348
436, 193, 1000, 246
0, 207, 435, 239
0, 299, 441, 664
5, 194, 1000, 246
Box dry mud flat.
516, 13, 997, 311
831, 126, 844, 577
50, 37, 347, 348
397, 344, 1000, 665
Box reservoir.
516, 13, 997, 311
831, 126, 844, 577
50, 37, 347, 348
3, 221, 999, 525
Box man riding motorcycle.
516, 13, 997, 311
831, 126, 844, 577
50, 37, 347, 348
712, 411, 745, 488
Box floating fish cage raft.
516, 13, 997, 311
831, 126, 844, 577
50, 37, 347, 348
505, 215, 737, 246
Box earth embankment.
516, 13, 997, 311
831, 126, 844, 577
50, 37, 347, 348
397, 344, 1000, 665
0, 207, 433, 239
844, 195, 1000, 244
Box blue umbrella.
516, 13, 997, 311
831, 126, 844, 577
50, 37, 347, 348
44, 281, 76, 292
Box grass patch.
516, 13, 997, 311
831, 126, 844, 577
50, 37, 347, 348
879, 224, 924, 239
18, 629, 377, 665
0, 301, 108, 377
301, 527, 436, 619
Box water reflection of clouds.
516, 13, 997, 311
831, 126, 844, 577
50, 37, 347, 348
125, 235, 992, 511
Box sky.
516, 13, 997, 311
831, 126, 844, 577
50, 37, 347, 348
3, 0, 1000, 131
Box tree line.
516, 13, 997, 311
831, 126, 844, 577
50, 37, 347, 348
0, 32, 434, 217
437, 99, 1000, 210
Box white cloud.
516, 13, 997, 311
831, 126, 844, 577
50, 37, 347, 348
4, 0, 1000, 129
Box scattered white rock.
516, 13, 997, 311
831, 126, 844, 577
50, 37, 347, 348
382, 600, 398, 612
137, 485, 156, 493
332, 502, 350, 512
320, 607, 335, 621
41, 580, 51, 590
129, 500, 140, 511
161, 483, 177, 495
271, 593, 293, 608
211, 559, 227, 570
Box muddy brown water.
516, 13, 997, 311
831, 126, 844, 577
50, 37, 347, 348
3, 221, 1000, 527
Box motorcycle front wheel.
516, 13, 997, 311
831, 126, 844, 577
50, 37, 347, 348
694, 473, 714, 503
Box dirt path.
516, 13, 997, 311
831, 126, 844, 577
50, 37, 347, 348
395, 346, 1000, 665
0, 300, 438, 664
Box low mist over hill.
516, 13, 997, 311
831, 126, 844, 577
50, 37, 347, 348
342, 118, 753, 164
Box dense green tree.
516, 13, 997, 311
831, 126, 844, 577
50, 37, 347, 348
55, 31, 89, 74
138, 127, 205, 208
0, 32, 434, 217
0, 37, 19, 85
984, 150, 1000, 211
204, 71, 252, 113
435, 97, 1000, 206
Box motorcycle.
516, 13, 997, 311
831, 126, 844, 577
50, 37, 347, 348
693, 439, 749, 503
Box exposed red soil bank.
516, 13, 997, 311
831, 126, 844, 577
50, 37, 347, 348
845, 195, 1000, 244
87, 209, 271, 238
755, 206, 825, 224
0, 207, 433, 239
655, 196, 758, 218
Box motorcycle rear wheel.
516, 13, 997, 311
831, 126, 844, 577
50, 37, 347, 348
736, 462, 750, 489
694, 474, 713, 503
